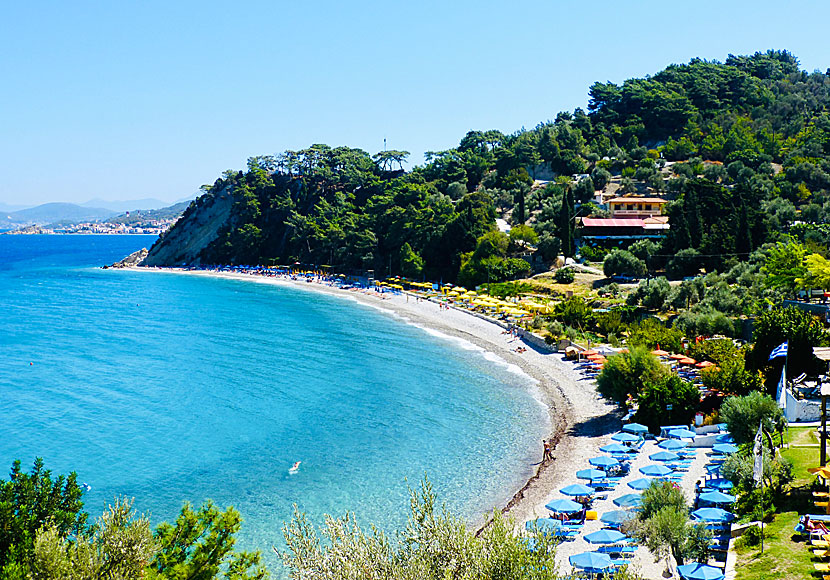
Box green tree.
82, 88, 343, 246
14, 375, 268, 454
626, 318, 684, 352
627, 277, 671, 310
553, 296, 594, 329
30, 498, 154, 580
603, 249, 647, 278
700, 356, 763, 396
627, 481, 711, 569
719, 391, 786, 446
559, 188, 575, 258
0, 459, 88, 573
597, 346, 667, 404
634, 374, 700, 432
666, 248, 702, 280
760, 240, 807, 296
508, 224, 539, 250
749, 306, 829, 378
280, 478, 562, 580
399, 243, 424, 278
148, 502, 268, 580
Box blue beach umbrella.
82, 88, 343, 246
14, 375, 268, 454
628, 477, 655, 490
705, 478, 734, 491
589, 456, 620, 468
577, 468, 607, 480
612, 432, 641, 442
623, 422, 649, 434
699, 490, 736, 505
715, 433, 734, 444
569, 551, 613, 571
691, 507, 735, 523
584, 529, 627, 544
668, 428, 697, 439
658, 439, 687, 450
613, 493, 642, 508
600, 443, 632, 454
524, 518, 562, 534
677, 562, 726, 580
650, 450, 680, 462
705, 463, 722, 475
640, 464, 673, 477
712, 443, 738, 454
560, 483, 595, 497
545, 498, 583, 513
600, 510, 630, 526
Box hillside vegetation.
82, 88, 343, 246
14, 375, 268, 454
148, 50, 830, 284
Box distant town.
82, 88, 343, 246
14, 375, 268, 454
4, 218, 177, 235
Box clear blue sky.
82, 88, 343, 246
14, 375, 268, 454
3, 0, 830, 206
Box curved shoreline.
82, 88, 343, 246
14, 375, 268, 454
124, 267, 620, 531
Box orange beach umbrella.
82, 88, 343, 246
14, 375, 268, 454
679, 358, 696, 365
696, 361, 715, 368
669, 354, 686, 360
651, 349, 669, 356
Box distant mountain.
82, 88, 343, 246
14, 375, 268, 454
0, 202, 30, 213
108, 201, 191, 225
1, 203, 115, 227
80, 198, 171, 213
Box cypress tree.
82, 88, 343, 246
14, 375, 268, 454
559, 188, 575, 258
736, 197, 753, 256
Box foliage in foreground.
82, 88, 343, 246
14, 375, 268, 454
0, 459, 267, 580
624, 481, 711, 570
281, 478, 643, 580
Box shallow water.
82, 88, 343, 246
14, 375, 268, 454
0, 235, 547, 570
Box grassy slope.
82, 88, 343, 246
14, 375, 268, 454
734, 427, 822, 580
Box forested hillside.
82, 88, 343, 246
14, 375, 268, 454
147, 50, 830, 283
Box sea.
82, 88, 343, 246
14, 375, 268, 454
0, 235, 547, 571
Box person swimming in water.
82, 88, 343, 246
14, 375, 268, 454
289, 461, 301, 473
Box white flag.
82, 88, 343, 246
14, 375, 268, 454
776, 364, 787, 410
753, 421, 764, 487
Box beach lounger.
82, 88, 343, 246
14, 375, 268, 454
815, 563, 830, 573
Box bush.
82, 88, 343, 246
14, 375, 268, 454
720, 391, 786, 446
627, 277, 671, 310
604, 249, 647, 279
554, 267, 575, 283
579, 245, 608, 261
553, 296, 594, 328
634, 374, 700, 432
666, 248, 702, 279
626, 318, 683, 352
736, 524, 762, 547
673, 308, 737, 338
597, 346, 667, 404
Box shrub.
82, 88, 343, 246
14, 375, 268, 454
626, 318, 683, 352
597, 346, 667, 404
634, 374, 700, 432
627, 277, 671, 310
673, 308, 736, 338
554, 267, 575, 284
736, 524, 762, 547
579, 245, 608, 261
666, 248, 702, 279
720, 391, 786, 446
604, 249, 647, 279
553, 296, 595, 329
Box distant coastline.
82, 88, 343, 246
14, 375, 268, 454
123, 265, 620, 532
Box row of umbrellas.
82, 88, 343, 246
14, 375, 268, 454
569, 555, 725, 579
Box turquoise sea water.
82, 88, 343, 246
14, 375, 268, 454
0, 235, 547, 570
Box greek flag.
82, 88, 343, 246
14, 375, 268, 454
753, 421, 764, 487
768, 341, 788, 361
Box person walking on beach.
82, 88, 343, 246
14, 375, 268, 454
543, 439, 552, 460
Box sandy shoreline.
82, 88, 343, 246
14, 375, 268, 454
126, 267, 624, 530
